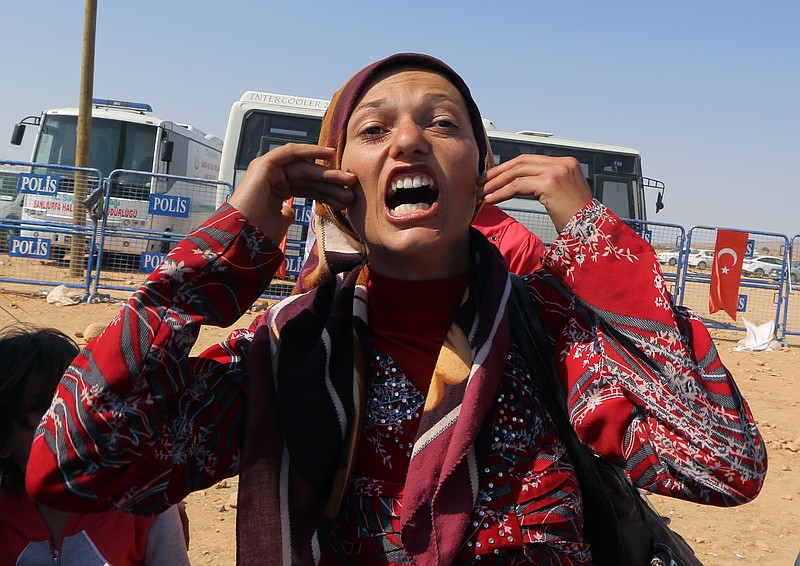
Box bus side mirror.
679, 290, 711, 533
160, 140, 174, 163
11, 124, 25, 146
655, 191, 664, 213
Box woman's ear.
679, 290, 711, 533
0, 447, 10, 459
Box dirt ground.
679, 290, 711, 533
1, 285, 797, 565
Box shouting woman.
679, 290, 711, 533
28, 53, 766, 565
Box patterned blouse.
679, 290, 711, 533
323, 346, 591, 564
27, 202, 767, 565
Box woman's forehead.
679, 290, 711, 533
353, 69, 468, 113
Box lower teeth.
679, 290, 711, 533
392, 203, 431, 214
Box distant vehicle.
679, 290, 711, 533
687, 249, 715, 270
657, 247, 696, 266
742, 256, 784, 277
769, 260, 799, 283
10, 98, 224, 261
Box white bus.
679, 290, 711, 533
220, 91, 664, 272
11, 98, 224, 260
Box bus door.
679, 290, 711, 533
594, 174, 636, 220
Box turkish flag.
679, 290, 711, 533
709, 229, 749, 320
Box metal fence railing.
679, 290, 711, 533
1, 158, 798, 340
781, 235, 800, 338
501, 207, 557, 248
679, 226, 789, 336
0, 161, 314, 302
84, 169, 233, 299
0, 161, 103, 296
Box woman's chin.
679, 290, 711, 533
366, 232, 470, 279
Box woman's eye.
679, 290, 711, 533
359, 125, 386, 140
433, 119, 458, 130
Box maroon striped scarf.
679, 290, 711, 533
237, 53, 506, 565
237, 231, 513, 565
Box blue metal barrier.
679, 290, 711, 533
0, 161, 103, 294
782, 235, 800, 338
679, 225, 789, 339
87, 170, 233, 300
1, 159, 798, 340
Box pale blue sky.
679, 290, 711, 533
2, 1, 798, 236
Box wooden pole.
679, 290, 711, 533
70, 0, 97, 276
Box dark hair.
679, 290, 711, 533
0, 325, 79, 490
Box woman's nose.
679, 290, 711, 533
390, 118, 429, 158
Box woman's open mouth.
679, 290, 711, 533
385, 172, 439, 216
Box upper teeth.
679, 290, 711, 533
389, 173, 434, 196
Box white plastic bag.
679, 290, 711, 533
734, 318, 777, 351
46, 285, 82, 306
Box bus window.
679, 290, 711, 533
121, 123, 157, 172
594, 175, 634, 219
490, 139, 592, 178
236, 111, 322, 170
89, 120, 123, 177
238, 112, 266, 169
33, 115, 157, 180
33, 115, 77, 167
596, 152, 638, 175
89, 119, 157, 176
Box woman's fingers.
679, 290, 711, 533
481, 154, 591, 232
279, 161, 356, 207
228, 144, 357, 238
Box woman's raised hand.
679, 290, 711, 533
480, 154, 592, 233
227, 143, 357, 243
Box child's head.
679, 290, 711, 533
0, 325, 78, 491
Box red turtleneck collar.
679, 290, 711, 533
367, 270, 469, 394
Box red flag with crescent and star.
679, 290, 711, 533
709, 229, 749, 320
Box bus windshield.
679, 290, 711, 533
33, 115, 158, 177
236, 110, 322, 172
